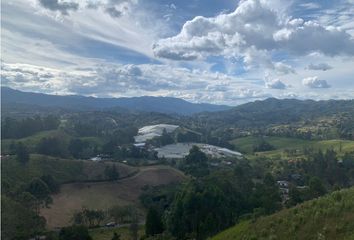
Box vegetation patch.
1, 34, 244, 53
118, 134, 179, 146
212, 187, 354, 240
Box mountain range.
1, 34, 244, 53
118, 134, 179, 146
1, 87, 231, 115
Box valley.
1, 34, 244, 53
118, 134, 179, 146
3, 0, 354, 239
2, 89, 354, 240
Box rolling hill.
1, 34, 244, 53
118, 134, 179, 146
212, 187, 354, 240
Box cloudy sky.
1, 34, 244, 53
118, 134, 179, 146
2, 0, 354, 105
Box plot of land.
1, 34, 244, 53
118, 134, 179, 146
41, 165, 186, 228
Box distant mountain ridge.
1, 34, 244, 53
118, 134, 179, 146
1, 87, 231, 115
197, 97, 354, 127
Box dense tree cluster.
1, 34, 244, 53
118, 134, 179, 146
36, 136, 69, 157
72, 208, 105, 227
1, 115, 60, 139
253, 138, 275, 152
142, 156, 282, 240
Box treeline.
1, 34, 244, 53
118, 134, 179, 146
8, 137, 97, 159
1, 115, 60, 139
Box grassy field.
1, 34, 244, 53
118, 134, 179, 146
1, 154, 137, 184
41, 165, 186, 228
231, 136, 354, 158
212, 187, 354, 240
90, 226, 144, 240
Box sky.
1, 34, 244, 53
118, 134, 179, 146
1, 0, 354, 105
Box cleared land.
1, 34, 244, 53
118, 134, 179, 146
41, 165, 186, 228
212, 187, 354, 240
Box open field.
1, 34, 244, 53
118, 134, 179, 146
212, 187, 354, 240
231, 136, 354, 158
41, 165, 186, 228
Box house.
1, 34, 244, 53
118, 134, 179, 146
277, 180, 289, 188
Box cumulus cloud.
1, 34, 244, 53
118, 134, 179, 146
39, 0, 79, 15
302, 76, 331, 88
153, 0, 354, 63
274, 62, 295, 75
307, 63, 333, 71
265, 79, 287, 89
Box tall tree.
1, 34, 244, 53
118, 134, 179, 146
15, 142, 30, 164
145, 207, 164, 237
182, 146, 209, 177
27, 178, 52, 213
309, 177, 327, 198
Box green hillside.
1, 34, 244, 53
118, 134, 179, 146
231, 136, 354, 156
212, 187, 354, 240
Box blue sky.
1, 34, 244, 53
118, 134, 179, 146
1, 0, 354, 105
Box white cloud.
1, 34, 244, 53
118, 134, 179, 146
153, 0, 354, 64
0, 62, 240, 96
2, 0, 353, 104
265, 79, 287, 89
302, 76, 331, 88
274, 62, 296, 75
307, 63, 333, 71
299, 3, 321, 10
2, 0, 164, 62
